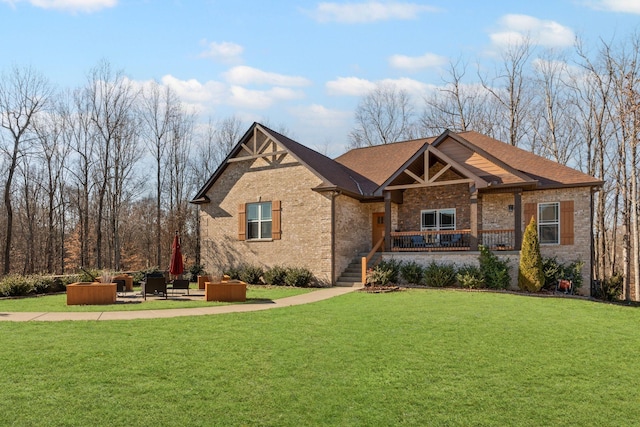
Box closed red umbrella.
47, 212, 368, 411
169, 231, 184, 277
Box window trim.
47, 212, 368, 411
420, 208, 456, 231
246, 201, 273, 241
538, 202, 560, 245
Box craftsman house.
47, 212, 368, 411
192, 122, 602, 293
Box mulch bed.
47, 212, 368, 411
359, 285, 403, 293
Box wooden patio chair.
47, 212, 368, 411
142, 276, 167, 300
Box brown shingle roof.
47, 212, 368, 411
334, 137, 433, 186
192, 125, 602, 204
457, 131, 602, 188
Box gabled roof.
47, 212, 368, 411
191, 122, 378, 203
192, 125, 603, 204
456, 131, 603, 188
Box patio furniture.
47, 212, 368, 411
205, 280, 247, 302
168, 279, 190, 295
114, 279, 126, 296
557, 279, 573, 294
67, 282, 117, 305
142, 276, 167, 300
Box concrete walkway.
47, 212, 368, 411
0, 286, 362, 322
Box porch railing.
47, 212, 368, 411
390, 229, 471, 252
389, 228, 516, 252
478, 229, 515, 251
362, 235, 385, 284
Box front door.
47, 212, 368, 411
372, 212, 385, 251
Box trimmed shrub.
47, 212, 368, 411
400, 261, 424, 285
32, 276, 55, 294
593, 274, 623, 301
79, 268, 101, 282
284, 267, 314, 287
0, 275, 34, 297
518, 217, 544, 292
224, 266, 242, 280
188, 263, 206, 282
423, 262, 457, 288
456, 264, 484, 289
542, 257, 584, 292
263, 265, 288, 286
239, 264, 264, 285
366, 265, 392, 286
479, 245, 511, 289
377, 259, 402, 283
542, 257, 563, 290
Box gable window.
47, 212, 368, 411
247, 202, 272, 240
238, 200, 281, 241
538, 202, 559, 244
421, 208, 456, 231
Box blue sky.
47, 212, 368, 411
1, 0, 639, 156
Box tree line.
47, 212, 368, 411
0, 59, 242, 277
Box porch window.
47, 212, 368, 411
421, 208, 456, 231
538, 202, 559, 244
247, 202, 272, 240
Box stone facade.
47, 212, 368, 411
200, 156, 333, 284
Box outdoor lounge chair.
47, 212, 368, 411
440, 233, 463, 248
142, 276, 167, 300
410, 235, 429, 248
167, 279, 190, 295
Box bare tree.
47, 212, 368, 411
530, 50, 580, 165
33, 102, 70, 273
141, 81, 179, 267
348, 83, 415, 148
86, 60, 138, 269
0, 66, 51, 274
64, 87, 97, 269
479, 38, 534, 147
421, 58, 497, 136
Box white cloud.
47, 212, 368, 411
160, 75, 227, 110
2, 0, 116, 12
326, 77, 376, 96
586, 0, 640, 13
308, 1, 438, 23
289, 103, 351, 123
326, 76, 433, 97
199, 41, 244, 64
223, 66, 311, 87
490, 14, 574, 48
389, 52, 447, 72
228, 86, 304, 109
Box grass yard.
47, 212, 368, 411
1, 289, 639, 426
0, 285, 312, 312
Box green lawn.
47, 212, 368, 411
1, 290, 639, 426
0, 285, 312, 312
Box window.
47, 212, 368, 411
247, 202, 272, 240
421, 208, 456, 231
538, 202, 559, 244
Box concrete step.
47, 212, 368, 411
335, 281, 363, 287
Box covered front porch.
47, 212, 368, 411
389, 228, 516, 252
370, 133, 534, 254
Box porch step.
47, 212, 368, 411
335, 253, 382, 287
